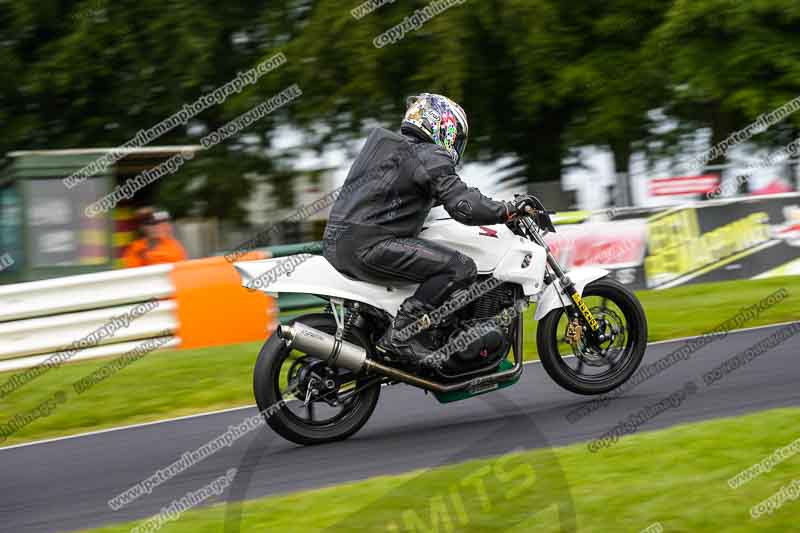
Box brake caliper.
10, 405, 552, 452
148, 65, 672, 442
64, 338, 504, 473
565, 318, 584, 348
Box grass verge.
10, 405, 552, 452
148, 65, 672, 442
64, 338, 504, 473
83, 406, 800, 532
1, 276, 798, 446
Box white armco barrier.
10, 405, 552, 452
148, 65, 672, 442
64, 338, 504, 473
0, 301, 178, 360
0, 336, 182, 373
0, 266, 179, 370
0, 264, 174, 322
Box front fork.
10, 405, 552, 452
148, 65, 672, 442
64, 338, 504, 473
532, 229, 601, 340
562, 281, 600, 333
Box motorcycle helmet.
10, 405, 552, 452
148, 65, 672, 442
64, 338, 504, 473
401, 93, 469, 164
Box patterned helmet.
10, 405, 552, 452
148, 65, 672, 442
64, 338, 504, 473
401, 93, 469, 164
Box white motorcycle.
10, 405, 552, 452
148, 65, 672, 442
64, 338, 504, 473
235, 197, 647, 445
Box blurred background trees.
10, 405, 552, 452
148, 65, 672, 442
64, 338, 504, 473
3, 0, 800, 219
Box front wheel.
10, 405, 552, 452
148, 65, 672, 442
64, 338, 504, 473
253, 313, 381, 445
536, 277, 647, 395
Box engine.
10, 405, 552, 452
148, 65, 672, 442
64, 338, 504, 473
434, 280, 517, 379
471, 281, 517, 320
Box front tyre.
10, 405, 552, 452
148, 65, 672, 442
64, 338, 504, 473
536, 277, 647, 395
254, 313, 381, 445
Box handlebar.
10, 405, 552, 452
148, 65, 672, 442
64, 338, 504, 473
524, 206, 556, 216
515, 204, 557, 234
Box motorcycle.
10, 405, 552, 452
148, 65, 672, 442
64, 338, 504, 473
234, 197, 647, 445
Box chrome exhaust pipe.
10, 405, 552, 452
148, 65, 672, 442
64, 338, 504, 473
276, 320, 524, 394
277, 322, 367, 372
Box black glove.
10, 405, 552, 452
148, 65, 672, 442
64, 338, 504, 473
506, 194, 557, 232
506, 194, 539, 218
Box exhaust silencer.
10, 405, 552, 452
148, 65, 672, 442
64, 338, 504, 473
277, 322, 367, 372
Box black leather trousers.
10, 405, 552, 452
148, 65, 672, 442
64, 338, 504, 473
323, 223, 477, 307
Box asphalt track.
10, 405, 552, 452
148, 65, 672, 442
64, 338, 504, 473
2, 322, 799, 532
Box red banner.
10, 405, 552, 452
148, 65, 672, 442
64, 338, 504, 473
650, 174, 720, 196
545, 220, 647, 269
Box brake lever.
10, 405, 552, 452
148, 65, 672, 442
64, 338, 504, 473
525, 206, 557, 233
523, 206, 555, 215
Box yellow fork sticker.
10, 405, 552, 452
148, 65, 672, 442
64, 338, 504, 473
570, 293, 600, 331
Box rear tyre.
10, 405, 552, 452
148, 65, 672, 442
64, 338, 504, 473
254, 313, 381, 445
536, 277, 647, 395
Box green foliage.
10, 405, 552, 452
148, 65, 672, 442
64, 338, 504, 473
2, 1, 800, 217
650, 0, 800, 163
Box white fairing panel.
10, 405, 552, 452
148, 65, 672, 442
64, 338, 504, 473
234, 256, 414, 315
421, 219, 549, 294
235, 219, 572, 317
419, 220, 515, 273
493, 237, 548, 295
533, 267, 609, 321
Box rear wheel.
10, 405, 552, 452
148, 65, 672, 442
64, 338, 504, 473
536, 277, 647, 395
254, 313, 381, 445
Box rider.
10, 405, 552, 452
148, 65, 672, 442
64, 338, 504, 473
323, 93, 532, 364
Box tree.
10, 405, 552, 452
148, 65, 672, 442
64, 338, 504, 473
5, 0, 290, 221
241, 0, 584, 188
560, 1, 672, 205
649, 0, 800, 172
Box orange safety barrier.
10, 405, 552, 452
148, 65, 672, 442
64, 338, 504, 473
170, 251, 277, 349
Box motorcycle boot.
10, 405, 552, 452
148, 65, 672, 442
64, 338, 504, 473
376, 297, 436, 367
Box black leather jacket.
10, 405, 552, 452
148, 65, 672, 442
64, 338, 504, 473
324, 128, 510, 247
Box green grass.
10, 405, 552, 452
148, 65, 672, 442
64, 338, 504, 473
1, 276, 798, 446
82, 407, 800, 532
636, 275, 798, 341
0, 341, 262, 446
